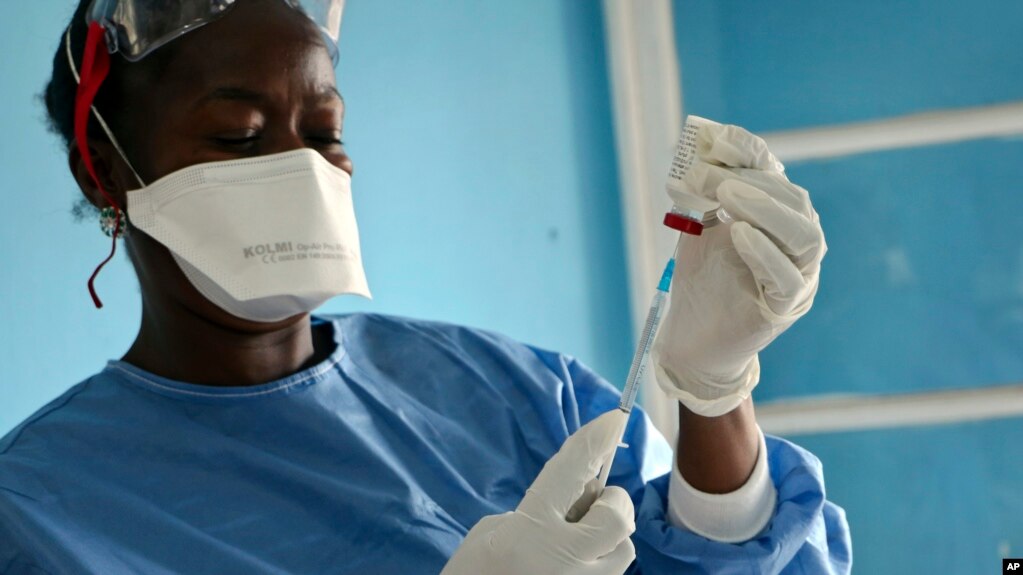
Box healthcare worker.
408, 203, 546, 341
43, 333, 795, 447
0, 1, 850, 573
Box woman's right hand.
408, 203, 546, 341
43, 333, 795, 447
441, 410, 635, 575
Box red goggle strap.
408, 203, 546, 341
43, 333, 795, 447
74, 21, 121, 309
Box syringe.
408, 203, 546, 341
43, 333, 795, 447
618, 258, 675, 414
590, 115, 729, 494
590, 258, 676, 493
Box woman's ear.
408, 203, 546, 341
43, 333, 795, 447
68, 138, 133, 209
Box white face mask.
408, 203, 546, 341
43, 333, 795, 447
126, 148, 371, 322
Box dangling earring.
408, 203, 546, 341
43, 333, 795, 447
99, 206, 126, 238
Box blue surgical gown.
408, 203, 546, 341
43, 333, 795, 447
0, 314, 851, 574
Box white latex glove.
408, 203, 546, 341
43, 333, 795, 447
441, 410, 635, 575
652, 122, 827, 417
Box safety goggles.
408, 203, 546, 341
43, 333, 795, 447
87, 0, 344, 63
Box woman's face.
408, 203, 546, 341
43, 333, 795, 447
96, 0, 352, 330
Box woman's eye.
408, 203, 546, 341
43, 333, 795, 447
307, 134, 344, 147
212, 133, 260, 148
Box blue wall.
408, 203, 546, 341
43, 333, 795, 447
797, 418, 1023, 573
676, 0, 1023, 571
677, 0, 1023, 131
760, 139, 1023, 399
0, 2, 632, 434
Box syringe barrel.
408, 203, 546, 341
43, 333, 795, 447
618, 289, 667, 413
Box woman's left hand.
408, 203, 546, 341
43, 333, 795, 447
653, 122, 827, 417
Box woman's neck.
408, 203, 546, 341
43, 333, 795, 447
122, 304, 334, 387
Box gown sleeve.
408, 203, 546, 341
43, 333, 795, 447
528, 347, 852, 574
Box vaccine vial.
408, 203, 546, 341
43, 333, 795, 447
663, 116, 731, 235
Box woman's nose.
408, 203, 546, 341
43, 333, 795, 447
263, 128, 309, 156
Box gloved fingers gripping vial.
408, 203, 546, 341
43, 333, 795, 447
653, 116, 824, 417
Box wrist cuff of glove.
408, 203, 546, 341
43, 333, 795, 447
653, 357, 760, 418
666, 426, 776, 543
